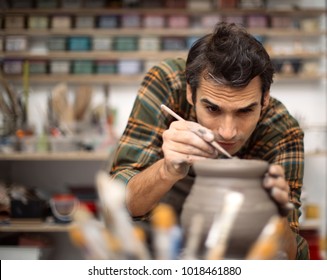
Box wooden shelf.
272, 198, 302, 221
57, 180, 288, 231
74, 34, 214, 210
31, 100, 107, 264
0, 222, 74, 232
3, 7, 326, 16
1, 50, 188, 60
2, 73, 323, 84
1, 74, 144, 84
1, 51, 324, 60
1, 28, 325, 37
0, 151, 109, 161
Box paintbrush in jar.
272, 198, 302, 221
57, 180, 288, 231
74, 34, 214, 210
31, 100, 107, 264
160, 104, 232, 158
205, 191, 244, 260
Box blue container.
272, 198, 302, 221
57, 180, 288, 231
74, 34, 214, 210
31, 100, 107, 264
68, 37, 91, 51
95, 60, 117, 74
186, 36, 200, 49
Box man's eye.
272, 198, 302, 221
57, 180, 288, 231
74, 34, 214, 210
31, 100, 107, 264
206, 106, 219, 112
239, 108, 253, 114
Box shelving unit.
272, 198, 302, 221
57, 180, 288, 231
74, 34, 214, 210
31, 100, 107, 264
0, 0, 326, 259
0, 151, 109, 161
0, 222, 74, 232
1, 5, 326, 84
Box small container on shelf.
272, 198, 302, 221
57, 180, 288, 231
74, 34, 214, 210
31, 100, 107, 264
300, 18, 319, 32
29, 60, 48, 74
51, 15, 72, 29
84, 0, 106, 8
75, 16, 95, 29
217, 0, 238, 8
36, 0, 58, 8
4, 15, 25, 29
98, 15, 119, 28
50, 60, 70, 74
138, 36, 160, 51
302, 62, 319, 76
28, 16, 49, 29
271, 16, 293, 29
61, 0, 82, 8
10, 0, 33, 8
48, 36, 66, 51
3, 59, 24, 75
118, 60, 142, 75
143, 15, 165, 28
72, 60, 94, 74
5, 35, 28, 52
164, 0, 187, 8
246, 15, 269, 28
114, 36, 138, 51
162, 37, 186, 51
95, 60, 117, 74
223, 15, 244, 26
30, 38, 48, 54
121, 14, 141, 28
93, 37, 113, 51
186, 36, 200, 49
140, 0, 164, 8
167, 15, 189, 29
122, 0, 140, 8
201, 15, 222, 28
68, 36, 91, 51
239, 0, 265, 8
187, 0, 212, 10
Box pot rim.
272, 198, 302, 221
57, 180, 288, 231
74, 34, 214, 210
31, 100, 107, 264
193, 158, 269, 177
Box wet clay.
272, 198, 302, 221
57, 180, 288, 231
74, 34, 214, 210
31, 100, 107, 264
180, 158, 279, 259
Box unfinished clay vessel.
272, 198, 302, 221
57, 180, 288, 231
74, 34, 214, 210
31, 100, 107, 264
180, 158, 278, 259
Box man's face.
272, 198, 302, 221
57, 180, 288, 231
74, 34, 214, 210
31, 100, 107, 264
187, 76, 269, 155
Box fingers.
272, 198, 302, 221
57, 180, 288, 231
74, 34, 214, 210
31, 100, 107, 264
163, 121, 218, 158
162, 120, 219, 178
263, 164, 293, 216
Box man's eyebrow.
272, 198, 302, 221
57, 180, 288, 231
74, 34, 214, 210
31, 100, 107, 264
200, 98, 259, 111
200, 98, 219, 109
238, 102, 259, 111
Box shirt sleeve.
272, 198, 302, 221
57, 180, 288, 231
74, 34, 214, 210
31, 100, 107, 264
110, 59, 186, 184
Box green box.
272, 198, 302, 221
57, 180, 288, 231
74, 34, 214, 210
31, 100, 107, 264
72, 60, 93, 74
95, 61, 116, 74
114, 37, 138, 51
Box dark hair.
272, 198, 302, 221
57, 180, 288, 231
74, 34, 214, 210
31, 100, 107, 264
185, 22, 274, 104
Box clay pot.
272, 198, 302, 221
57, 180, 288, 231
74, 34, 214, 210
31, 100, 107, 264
180, 158, 278, 259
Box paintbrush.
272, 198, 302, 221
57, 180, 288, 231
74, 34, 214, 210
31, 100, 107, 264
205, 191, 244, 260
181, 213, 205, 259
96, 171, 150, 260
151, 203, 182, 260
160, 104, 232, 158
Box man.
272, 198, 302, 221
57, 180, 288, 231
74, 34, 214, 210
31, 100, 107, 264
110, 22, 308, 259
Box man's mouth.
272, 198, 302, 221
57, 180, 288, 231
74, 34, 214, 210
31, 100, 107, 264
217, 142, 237, 150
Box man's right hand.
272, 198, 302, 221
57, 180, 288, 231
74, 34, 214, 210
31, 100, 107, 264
161, 120, 219, 179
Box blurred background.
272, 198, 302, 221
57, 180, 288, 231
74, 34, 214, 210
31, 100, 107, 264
0, 0, 326, 260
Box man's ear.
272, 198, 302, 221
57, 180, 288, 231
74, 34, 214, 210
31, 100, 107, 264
186, 83, 194, 105
262, 91, 270, 109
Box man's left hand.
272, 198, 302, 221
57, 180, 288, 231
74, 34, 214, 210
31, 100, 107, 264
263, 164, 293, 216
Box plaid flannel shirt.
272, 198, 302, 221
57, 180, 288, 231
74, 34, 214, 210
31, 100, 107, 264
110, 58, 309, 259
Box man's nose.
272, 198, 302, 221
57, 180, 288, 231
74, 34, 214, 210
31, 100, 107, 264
217, 116, 237, 141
